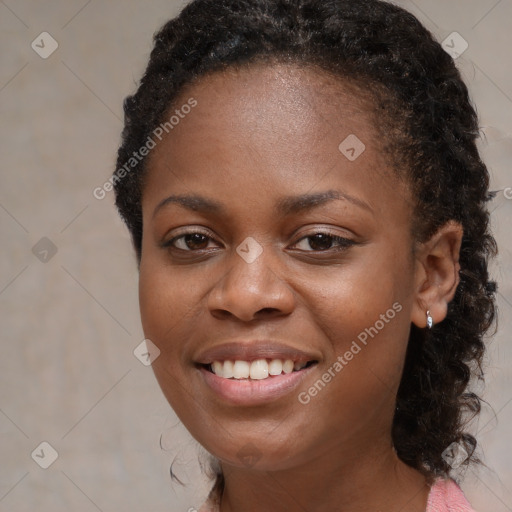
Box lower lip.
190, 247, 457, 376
198, 365, 316, 405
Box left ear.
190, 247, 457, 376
411, 220, 463, 328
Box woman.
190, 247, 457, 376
113, 1, 497, 510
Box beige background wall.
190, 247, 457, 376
1, 1, 511, 511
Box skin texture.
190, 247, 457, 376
138, 63, 463, 512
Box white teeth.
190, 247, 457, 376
249, 359, 269, 380
212, 361, 223, 376
283, 359, 294, 374
223, 360, 234, 378
233, 360, 250, 379
268, 359, 283, 376
210, 358, 310, 379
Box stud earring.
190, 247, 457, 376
426, 310, 433, 329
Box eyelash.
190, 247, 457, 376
162, 228, 356, 253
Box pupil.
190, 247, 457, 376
309, 234, 332, 251
186, 233, 208, 249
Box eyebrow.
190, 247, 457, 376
152, 189, 373, 218
276, 189, 373, 216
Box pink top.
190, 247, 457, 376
426, 478, 476, 512
198, 477, 475, 512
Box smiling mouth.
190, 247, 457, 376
200, 358, 318, 380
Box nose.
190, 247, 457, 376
207, 246, 295, 323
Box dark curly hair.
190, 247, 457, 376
113, 0, 498, 496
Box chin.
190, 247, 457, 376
195, 431, 310, 473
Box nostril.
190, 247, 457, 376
256, 307, 281, 316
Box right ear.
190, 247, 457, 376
410, 220, 463, 329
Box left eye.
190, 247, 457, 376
291, 233, 355, 252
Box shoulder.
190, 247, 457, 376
427, 477, 477, 512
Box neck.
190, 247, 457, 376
217, 442, 431, 512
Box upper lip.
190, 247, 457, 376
194, 340, 320, 365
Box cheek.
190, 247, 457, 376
138, 259, 203, 361
297, 249, 409, 335
291, 284, 411, 446
299, 252, 413, 388
138, 261, 204, 416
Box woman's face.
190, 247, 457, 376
139, 63, 418, 470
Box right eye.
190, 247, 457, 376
164, 230, 220, 252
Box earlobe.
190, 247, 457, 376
411, 220, 463, 329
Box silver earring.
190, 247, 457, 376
426, 310, 433, 329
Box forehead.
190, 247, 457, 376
143, 61, 410, 221
174, 61, 378, 148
